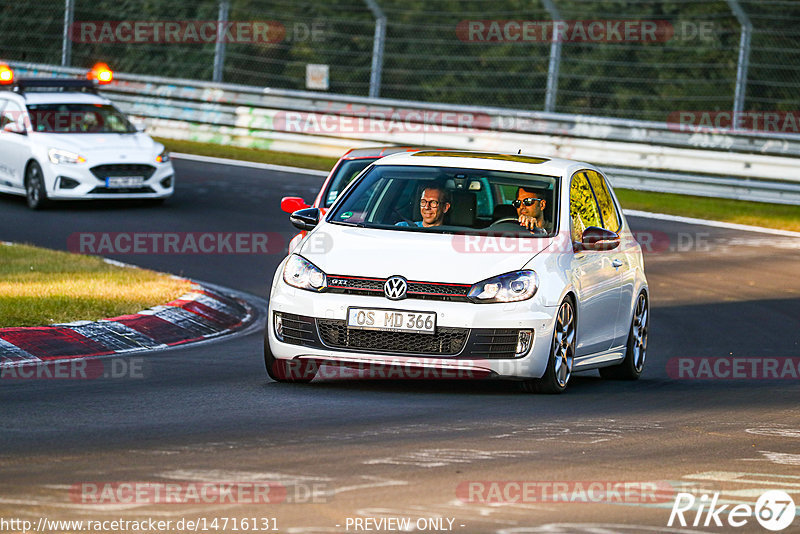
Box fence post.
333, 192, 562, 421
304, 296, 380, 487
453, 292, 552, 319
363, 0, 386, 98
61, 0, 74, 67
213, 0, 230, 83
726, 0, 752, 116
541, 0, 562, 113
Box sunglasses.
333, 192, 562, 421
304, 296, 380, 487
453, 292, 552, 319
512, 198, 544, 208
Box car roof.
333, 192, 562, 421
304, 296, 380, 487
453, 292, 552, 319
342, 146, 436, 159
20, 92, 110, 105
371, 150, 592, 177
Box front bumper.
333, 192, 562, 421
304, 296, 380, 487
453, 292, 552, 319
42, 160, 174, 200
267, 280, 559, 380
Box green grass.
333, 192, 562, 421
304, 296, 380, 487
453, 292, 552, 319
155, 137, 337, 171
157, 137, 800, 232
615, 189, 800, 232
0, 243, 193, 327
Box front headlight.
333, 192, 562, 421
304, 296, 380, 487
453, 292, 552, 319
48, 148, 86, 165
156, 149, 170, 163
468, 270, 538, 303
282, 254, 326, 291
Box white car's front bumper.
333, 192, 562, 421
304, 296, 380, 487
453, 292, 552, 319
42, 160, 174, 200
267, 278, 559, 380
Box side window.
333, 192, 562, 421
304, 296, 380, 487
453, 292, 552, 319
585, 170, 620, 232
569, 172, 602, 242
0, 100, 20, 129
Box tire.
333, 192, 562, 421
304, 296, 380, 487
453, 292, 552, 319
264, 334, 317, 383
520, 298, 576, 394
25, 161, 49, 210
600, 292, 648, 381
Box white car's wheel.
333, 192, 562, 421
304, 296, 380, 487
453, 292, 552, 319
521, 298, 575, 394
25, 161, 49, 210
600, 292, 648, 380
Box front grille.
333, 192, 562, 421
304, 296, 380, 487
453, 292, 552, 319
466, 329, 521, 359
90, 164, 156, 180
278, 313, 319, 346
326, 275, 471, 302
317, 319, 468, 355
88, 186, 156, 194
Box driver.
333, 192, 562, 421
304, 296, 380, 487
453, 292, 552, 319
397, 185, 451, 227
514, 187, 547, 234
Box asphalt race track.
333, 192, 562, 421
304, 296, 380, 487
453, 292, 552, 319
1, 157, 798, 533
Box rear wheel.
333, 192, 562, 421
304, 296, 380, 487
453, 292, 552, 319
520, 298, 575, 394
600, 292, 648, 380
264, 335, 318, 383
25, 161, 49, 210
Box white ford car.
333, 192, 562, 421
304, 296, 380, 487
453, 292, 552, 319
266, 151, 648, 393
0, 69, 173, 209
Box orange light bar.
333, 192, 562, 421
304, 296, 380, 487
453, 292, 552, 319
87, 62, 113, 85
0, 63, 13, 85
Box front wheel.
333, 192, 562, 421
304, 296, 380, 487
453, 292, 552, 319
520, 298, 576, 394
25, 161, 49, 210
600, 292, 648, 380
264, 335, 318, 383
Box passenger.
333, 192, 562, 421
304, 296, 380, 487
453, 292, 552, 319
397, 185, 451, 227
514, 187, 547, 234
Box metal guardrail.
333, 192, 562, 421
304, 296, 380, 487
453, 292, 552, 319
8, 61, 800, 205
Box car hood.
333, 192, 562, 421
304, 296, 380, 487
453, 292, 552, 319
299, 222, 553, 284
32, 132, 160, 156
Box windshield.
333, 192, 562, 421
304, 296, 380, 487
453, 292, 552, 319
327, 165, 559, 237
27, 103, 136, 134
324, 158, 376, 207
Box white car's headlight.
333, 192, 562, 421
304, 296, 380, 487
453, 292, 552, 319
468, 270, 538, 303
48, 148, 86, 165
282, 254, 326, 291
156, 149, 170, 163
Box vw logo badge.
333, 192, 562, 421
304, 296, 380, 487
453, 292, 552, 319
384, 276, 407, 300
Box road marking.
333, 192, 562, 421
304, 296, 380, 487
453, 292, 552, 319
746, 427, 800, 438
171, 152, 329, 176
624, 209, 800, 238
363, 449, 536, 468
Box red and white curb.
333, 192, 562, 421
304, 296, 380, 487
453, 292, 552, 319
0, 285, 253, 367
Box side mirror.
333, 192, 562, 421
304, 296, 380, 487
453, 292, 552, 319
290, 208, 320, 231
576, 226, 620, 252
281, 196, 309, 214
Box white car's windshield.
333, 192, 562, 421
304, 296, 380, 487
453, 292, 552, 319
327, 165, 558, 237
27, 103, 136, 134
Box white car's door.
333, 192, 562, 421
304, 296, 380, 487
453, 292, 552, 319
568, 171, 624, 357
0, 100, 31, 189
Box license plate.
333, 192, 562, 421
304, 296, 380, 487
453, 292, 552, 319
105, 176, 144, 188
347, 307, 436, 335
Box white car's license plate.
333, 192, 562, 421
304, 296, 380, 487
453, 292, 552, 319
106, 176, 144, 188
347, 307, 436, 335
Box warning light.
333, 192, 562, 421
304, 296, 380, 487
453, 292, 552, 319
87, 62, 113, 85
0, 64, 14, 85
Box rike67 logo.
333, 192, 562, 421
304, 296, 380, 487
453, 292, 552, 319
669, 490, 796, 531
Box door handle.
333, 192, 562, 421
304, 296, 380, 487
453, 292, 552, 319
612, 259, 623, 268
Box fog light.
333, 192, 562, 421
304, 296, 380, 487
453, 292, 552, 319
274, 312, 284, 341
160, 175, 173, 188
58, 177, 80, 189
516, 330, 533, 356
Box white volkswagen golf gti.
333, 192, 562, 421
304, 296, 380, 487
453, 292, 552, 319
266, 150, 648, 393
0, 66, 174, 209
